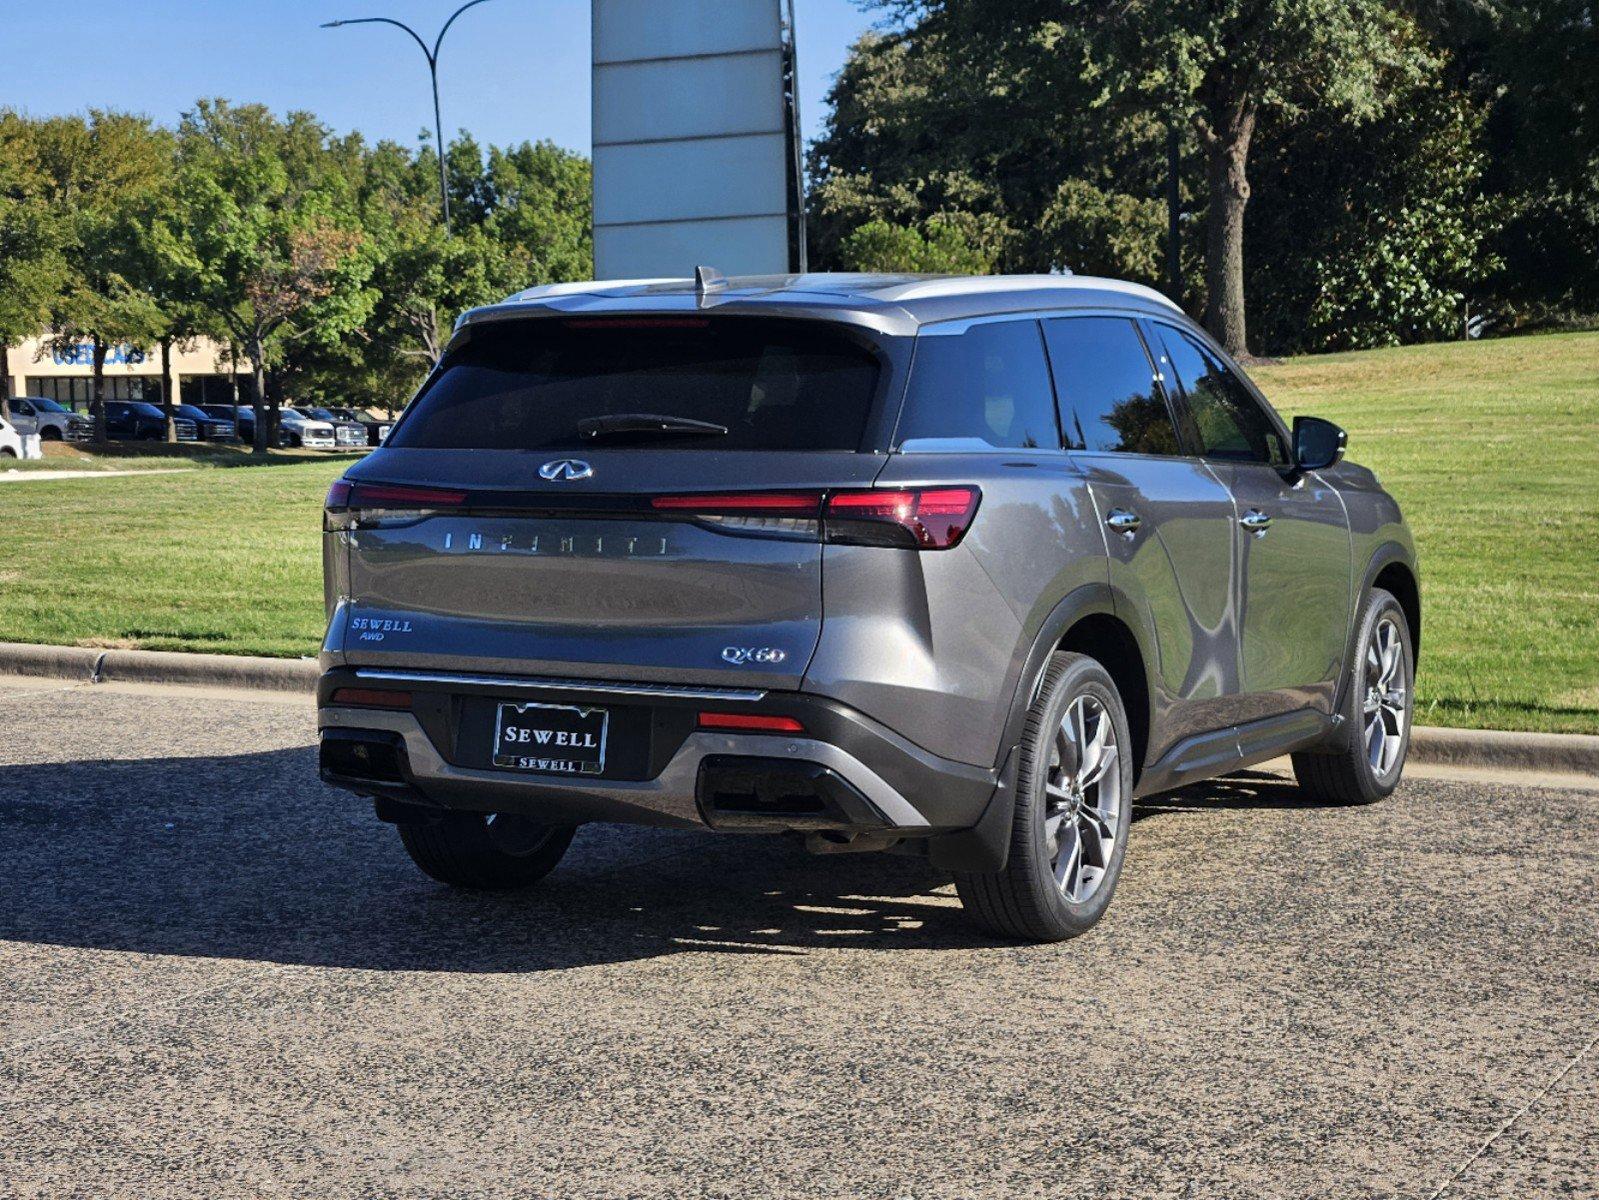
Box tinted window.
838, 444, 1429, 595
32, 398, 68, 413
1155, 327, 1290, 466
389, 319, 880, 452
1043, 317, 1181, 456
896, 320, 1059, 450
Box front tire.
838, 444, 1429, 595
1292, 587, 1413, 804
398, 812, 576, 890
40, 426, 62, 441
954, 652, 1134, 942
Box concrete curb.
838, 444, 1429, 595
1, 640, 1595, 776
0, 640, 316, 694
1410, 724, 1599, 777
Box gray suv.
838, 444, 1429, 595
318, 273, 1418, 942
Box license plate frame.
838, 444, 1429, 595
491, 701, 609, 776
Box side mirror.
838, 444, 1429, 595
1293, 415, 1347, 472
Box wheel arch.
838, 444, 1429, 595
999, 583, 1155, 787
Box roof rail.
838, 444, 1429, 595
872, 273, 1182, 312
507, 278, 688, 303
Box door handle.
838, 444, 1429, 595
1239, 509, 1272, 536
1106, 509, 1142, 538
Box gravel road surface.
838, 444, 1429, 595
0, 675, 1593, 1199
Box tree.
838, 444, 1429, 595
1247, 80, 1498, 351
163, 100, 375, 454
28, 112, 169, 442
837, 216, 995, 273
1098, 1, 1430, 354
0, 111, 67, 421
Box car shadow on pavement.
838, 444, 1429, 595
0, 749, 1321, 973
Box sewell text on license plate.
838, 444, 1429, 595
492, 701, 609, 775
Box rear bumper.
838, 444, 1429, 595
315, 666, 1001, 837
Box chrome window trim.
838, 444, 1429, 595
351, 667, 766, 703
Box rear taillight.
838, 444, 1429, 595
651, 492, 823, 515
652, 492, 824, 539
650, 487, 981, 549
697, 711, 806, 734
326, 480, 467, 530
825, 486, 981, 550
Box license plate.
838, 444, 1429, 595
492, 701, 608, 775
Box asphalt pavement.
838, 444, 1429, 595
0, 674, 1594, 1200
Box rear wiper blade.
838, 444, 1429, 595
577, 413, 729, 439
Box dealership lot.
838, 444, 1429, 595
0, 675, 1593, 1199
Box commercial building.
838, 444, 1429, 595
2, 335, 253, 412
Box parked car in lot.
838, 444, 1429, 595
301, 406, 371, 449
317, 272, 1419, 943
325, 406, 394, 446
199, 404, 268, 445
0, 413, 25, 458
279, 407, 338, 449
200, 405, 336, 448
169, 403, 238, 442
4, 396, 92, 442
104, 401, 197, 442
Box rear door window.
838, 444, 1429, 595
895, 319, 1060, 450
1043, 316, 1183, 456
387, 318, 881, 452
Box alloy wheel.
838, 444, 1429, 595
1043, 695, 1123, 902
1363, 616, 1408, 777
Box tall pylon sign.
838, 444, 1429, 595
591, 0, 806, 278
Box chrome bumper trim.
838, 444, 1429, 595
351, 667, 766, 703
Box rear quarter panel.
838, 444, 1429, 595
802, 451, 1107, 767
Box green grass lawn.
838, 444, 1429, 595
1253, 331, 1599, 734
0, 459, 348, 659
1, 331, 1595, 733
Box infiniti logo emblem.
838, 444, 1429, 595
539, 458, 593, 482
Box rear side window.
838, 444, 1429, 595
895, 320, 1059, 450
387, 318, 880, 452
1043, 316, 1181, 456
1154, 326, 1291, 467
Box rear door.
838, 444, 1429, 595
329, 316, 894, 691
1147, 322, 1352, 721
1044, 314, 1242, 762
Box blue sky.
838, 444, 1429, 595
6, 0, 880, 152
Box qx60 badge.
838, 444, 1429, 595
722, 647, 787, 665
539, 458, 593, 481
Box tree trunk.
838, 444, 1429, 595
1200, 105, 1256, 358
229, 350, 242, 444
161, 336, 177, 443
250, 337, 269, 456
91, 337, 108, 446
0, 343, 11, 422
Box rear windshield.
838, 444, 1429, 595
387, 318, 881, 452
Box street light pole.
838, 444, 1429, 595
322, 0, 498, 233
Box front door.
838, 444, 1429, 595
1146, 321, 1353, 722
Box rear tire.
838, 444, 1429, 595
398, 813, 576, 890
954, 652, 1134, 942
1292, 587, 1413, 805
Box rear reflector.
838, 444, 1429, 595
330, 688, 414, 710
825, 486, 981, 550
652, 492, 823, 515
697, 712, 806, 734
